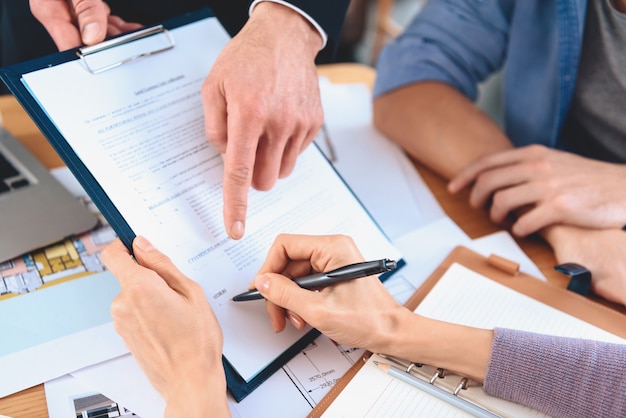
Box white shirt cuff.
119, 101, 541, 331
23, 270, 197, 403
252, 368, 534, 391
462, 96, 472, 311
248, 0, 328, 50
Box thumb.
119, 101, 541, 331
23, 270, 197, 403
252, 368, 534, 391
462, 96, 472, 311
254, 273, 315, 328
132, 236, 193, 296
71, 0, 109, 45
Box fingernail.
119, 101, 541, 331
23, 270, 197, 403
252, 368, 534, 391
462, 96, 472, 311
254, 274, 270, 292
81, 22, 102, 45
134, 236, 154, 251
230, 221, 244, 240
287, 313, 302, 329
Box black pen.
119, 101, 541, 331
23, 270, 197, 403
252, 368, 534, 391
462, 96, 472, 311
231, 258, 397, 302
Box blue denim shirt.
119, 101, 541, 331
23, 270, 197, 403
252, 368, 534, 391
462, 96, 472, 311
374, 0, 587, 149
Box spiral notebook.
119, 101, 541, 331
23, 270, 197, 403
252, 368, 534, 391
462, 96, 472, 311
310, 246, 626, 417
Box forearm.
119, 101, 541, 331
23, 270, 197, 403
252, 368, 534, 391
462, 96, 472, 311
372, 309, 493, 382
164, 371, 230, 418
373, 81, 512, 180
249, 2, 323, 56
485, 328, 626, 417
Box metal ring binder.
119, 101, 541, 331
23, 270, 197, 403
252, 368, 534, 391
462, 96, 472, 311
77, 25, 175, 74
406, 362, 422, 374
453, 377, 469, 395
429, 367, 446, 384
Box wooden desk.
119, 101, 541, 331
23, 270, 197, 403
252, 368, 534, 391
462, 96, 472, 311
0, 63, 612, 417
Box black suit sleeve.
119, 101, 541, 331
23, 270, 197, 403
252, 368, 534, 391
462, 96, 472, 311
208, 0, 349, 62
278, 0, 350, 62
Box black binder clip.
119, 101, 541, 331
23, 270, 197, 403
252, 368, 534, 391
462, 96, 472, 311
554, 263, 592, 296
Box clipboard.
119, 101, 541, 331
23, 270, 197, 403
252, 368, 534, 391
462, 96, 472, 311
0, 6, 271, 399
310, 246, 626, 417
0, 8, 403, 402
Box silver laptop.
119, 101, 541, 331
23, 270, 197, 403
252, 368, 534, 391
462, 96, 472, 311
0, 126, 97, 262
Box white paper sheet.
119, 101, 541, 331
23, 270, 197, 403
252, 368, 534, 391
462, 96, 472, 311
392, 217, 472, 290
317, 79, 445, 240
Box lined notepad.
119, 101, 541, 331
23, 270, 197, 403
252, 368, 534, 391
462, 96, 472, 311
320, 263, 624, 418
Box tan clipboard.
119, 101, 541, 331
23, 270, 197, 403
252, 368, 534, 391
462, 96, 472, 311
309, 245, 626, 418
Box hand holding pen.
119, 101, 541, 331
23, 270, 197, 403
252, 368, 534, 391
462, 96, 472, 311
243, 234, 404, 351
232, 258, 397, 301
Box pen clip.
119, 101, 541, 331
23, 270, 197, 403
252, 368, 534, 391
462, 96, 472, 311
325, 259, 396, 279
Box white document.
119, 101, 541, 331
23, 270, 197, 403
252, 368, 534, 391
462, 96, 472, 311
317, 79, 445, 240
21, 16, 400, 384
392, 217, 472, 290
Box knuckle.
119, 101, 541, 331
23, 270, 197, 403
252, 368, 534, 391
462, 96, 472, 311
542, 176, 560, 193
269, 280, 290, 306
489, 197, 507, 222
110, 298, 121, 317
110, 295, 128, 321
335, 234, 356, 248
72, 0, 104, 16
204, 124, 226, 146
206, 136, 226, 153
550, 194, 573, 212
200, 77, 215, 96
490, 191, 506, 209
532, 158, 552, 174
147, 252, 172, 271
240, 101, 268, 126
309, 112, 324, 133
229, 198, 248, 215
100, 247, 112, 265
226, 163, 252, 187
526, 144, 546, 154
186, 279, 204, 296
252, 162, 279, 190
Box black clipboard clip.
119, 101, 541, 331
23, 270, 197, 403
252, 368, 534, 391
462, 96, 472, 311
77, 24, 175, 74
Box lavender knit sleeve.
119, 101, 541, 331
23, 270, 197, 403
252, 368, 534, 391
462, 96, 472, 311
484, 328, 626, 418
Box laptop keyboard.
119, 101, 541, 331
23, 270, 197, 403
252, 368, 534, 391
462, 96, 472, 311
0, 150, 30, 194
